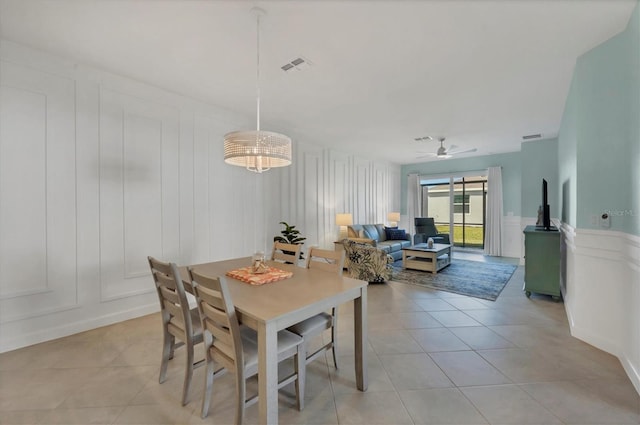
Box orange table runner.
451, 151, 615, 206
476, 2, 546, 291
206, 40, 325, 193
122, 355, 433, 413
226, 266, 293, 286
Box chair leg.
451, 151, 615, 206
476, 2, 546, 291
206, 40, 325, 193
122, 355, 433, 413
201, 355, 214, 419
235, 369, 246, 425
295, 344, 305, 411
331, 307, 339, 369
159, 331, 173, 384
181, 341, 194, 406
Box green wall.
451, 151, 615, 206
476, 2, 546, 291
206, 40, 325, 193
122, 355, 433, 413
521, 138, 559, 221
400, 151, 522, 216
558, 0, 639, 235
632, 2, 640, 236
558, 74, 578, 226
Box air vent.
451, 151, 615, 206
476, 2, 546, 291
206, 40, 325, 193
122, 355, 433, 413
281, 56, 311, 72
414, 136, 433, 142
522, 133, 542, 140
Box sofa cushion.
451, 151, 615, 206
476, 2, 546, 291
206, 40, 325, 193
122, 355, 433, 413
375, 224, 387, 242
386, 228, 407, 240
362, 224, 381, 241
376, 244, 391, 254
348, 224, 363, 238
379, 240, 403, 252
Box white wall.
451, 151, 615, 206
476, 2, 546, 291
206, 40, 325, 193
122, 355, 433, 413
561, 223, 640, 394
0, 40, 400, 352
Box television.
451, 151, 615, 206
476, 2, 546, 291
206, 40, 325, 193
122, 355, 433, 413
538, 178, 552, 231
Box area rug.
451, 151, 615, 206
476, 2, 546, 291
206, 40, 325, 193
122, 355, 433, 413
390, 259, 517, 301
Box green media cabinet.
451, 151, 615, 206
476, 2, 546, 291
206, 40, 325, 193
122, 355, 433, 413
523, 225, 562, 301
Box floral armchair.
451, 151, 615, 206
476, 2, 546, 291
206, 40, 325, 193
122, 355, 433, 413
341, 239, 393, 283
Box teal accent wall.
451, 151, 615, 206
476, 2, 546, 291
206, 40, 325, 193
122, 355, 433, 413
632, 2, 640, 236
558, 74, 578, 227
521, 138, 559, 220
558, 0, 639, 235
400, 151, 521, 216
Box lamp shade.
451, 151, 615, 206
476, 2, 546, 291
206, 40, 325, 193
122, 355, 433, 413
224, 130, 292, 173
387, 212, 401, 223
336, 213, 353, 226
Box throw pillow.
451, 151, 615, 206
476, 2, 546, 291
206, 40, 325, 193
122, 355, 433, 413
384, 226, 398, 240
387, 228, 406, 240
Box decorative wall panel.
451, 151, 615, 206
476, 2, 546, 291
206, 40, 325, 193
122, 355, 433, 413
562, 224, 640, 393
301, 149, 323, 247
0, 41, 401, 352
98, 88, 180, 300
0, 60, 77, 323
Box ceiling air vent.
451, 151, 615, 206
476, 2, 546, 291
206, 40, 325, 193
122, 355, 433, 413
522, 133, 542, 140
281, 56, 311, 72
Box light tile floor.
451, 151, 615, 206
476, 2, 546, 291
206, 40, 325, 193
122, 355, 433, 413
1, 253, 638, 424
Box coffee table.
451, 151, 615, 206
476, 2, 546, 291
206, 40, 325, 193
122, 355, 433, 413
402, 243, 452, 273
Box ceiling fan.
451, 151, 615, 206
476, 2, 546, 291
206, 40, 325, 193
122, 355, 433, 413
417, 137, 477, 159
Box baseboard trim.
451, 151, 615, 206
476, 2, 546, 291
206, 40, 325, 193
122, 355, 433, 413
620, 351, 640, 396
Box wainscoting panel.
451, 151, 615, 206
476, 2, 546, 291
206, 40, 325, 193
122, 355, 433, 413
621, 234, 640, 394
501, 215, 522, 259
0, 60, 77, 323
562, 223, 640, 394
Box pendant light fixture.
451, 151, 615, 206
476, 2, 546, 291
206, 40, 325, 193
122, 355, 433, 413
223, 7, 292, 173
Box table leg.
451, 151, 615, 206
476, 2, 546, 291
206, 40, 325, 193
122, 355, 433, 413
354, 286, 368, 391
258, 321, 279, 424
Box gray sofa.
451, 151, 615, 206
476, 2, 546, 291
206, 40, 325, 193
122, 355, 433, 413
347, 224, 411, 262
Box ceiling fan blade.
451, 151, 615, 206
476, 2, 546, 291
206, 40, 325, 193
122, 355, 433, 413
416, 153, 438, 159
448, 147, 477, 156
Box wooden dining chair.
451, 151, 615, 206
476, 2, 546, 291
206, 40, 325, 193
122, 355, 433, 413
148, 256, 204, 406
271, 241, 302, 264
287, 247, 345, 370
189, 269, 306, 422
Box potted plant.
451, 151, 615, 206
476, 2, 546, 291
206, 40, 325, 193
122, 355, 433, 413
274, 221, 306, 259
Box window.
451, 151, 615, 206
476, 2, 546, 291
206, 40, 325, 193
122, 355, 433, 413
421, 174, 487, 249
453, 194, 470, 214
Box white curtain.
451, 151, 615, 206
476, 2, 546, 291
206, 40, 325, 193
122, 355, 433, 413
484, 166, 503, 256
406, 173, 421, 236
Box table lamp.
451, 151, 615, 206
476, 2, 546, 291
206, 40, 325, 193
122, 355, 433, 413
336, 213, 353, 240
387, 212, 400, 227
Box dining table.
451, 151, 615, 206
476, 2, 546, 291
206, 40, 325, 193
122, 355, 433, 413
180, 257, 368, 425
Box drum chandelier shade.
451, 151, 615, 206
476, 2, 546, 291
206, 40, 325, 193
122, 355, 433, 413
223, 130, 292, 173
223, 7, 292, 173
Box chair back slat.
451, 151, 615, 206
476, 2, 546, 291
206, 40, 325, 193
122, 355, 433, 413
272, 242, 301, 264
159, 285, 180, 304
165, 302, 185, 324
305, 247, 344, 275
148, 256, 194, 340
197, 284, 227, 313
204, 318, 233, 347
189, 269, 244, 373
